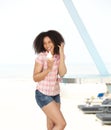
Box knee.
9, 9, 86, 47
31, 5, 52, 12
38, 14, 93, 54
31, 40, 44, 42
59, 120, 67, 130
62, 120, 67, 129
47, 120, 54, 130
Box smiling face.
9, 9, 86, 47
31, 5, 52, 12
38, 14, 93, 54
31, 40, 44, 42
43, 36, 55, 55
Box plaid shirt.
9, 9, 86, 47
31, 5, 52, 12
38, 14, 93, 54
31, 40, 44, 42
35, 52, 61, 96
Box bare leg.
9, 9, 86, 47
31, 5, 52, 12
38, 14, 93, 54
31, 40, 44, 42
47, 117, 54, 130
42, 101, 66, 130
47, 103, 60, 130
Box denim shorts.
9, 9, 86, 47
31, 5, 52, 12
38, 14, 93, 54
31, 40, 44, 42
35, 90, 60, 108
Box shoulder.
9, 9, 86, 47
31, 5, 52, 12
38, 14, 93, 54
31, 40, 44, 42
54, 54, 60, 60
36, 52, 47, 58
35, 52, 47, 64
54, 54, 60, 64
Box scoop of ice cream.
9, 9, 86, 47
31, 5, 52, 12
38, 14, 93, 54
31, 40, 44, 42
47, 51, 53, 60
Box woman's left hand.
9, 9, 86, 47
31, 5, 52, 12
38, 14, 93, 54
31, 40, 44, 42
58, 43, 64, 54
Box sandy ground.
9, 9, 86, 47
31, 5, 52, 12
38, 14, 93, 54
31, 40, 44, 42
0, 78, 111, 130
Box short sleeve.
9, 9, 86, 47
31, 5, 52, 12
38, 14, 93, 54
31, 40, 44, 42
35, 53, 44, 65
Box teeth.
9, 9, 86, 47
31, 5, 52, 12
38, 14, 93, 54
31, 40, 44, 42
47, 51, 53, 59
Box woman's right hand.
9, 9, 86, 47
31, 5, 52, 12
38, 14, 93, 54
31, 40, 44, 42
47, 59, 54, 72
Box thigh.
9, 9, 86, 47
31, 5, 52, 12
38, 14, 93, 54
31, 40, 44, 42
47, 102, 60, 130
42, 101, 65, 125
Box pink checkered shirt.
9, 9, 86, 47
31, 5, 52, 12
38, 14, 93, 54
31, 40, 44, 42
35, 52, 61, 96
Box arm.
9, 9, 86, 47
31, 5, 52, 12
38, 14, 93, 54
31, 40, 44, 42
33, 60, 54, 82
58, 43, 67, 77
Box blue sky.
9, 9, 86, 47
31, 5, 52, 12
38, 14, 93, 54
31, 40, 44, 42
0, 0, 111, 74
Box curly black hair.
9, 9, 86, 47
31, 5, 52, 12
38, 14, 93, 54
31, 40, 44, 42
33, 30, 65, 54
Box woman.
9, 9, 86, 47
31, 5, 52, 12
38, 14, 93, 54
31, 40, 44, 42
33, 30, 67, 130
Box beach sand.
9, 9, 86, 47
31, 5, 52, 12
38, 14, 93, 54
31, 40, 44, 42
0, 78, 110, 130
